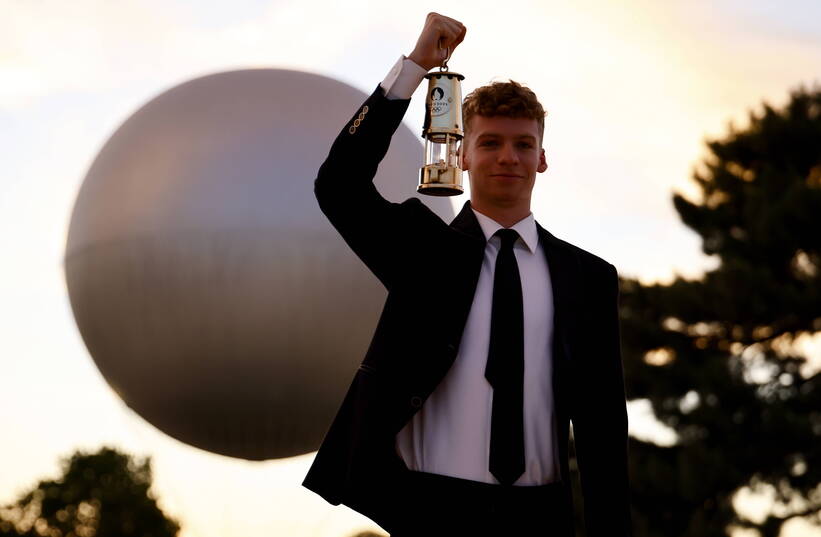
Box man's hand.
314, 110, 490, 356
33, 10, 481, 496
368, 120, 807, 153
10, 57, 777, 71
408, 13, 466, 71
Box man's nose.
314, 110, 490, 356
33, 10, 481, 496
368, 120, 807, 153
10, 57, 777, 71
497, 142, 519, 164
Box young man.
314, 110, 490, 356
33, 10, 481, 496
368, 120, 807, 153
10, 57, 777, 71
303, 13, 632, 537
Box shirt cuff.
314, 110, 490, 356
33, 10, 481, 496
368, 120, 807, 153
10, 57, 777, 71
380, 55, 428, 100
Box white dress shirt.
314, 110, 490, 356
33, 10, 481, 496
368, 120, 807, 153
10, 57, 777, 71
395, 206, 559, 485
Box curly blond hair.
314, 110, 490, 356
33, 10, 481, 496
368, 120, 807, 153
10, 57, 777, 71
462, 80, 546, 143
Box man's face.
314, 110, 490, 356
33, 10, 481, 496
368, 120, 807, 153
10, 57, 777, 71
461, 115, 547, 210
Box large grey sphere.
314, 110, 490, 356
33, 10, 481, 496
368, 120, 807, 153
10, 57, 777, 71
64, 69, 453, 460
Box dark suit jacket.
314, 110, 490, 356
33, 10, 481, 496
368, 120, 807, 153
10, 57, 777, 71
303, 86, 632, 536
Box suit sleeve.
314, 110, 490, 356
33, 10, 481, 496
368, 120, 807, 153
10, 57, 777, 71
571, 262, 633, 537
314, 85, 426, 290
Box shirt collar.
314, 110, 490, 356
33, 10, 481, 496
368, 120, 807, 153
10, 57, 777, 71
470, 207, 539, 253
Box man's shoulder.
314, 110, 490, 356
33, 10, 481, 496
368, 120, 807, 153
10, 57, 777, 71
394, 196, 454, 233
537, 224, 616, 275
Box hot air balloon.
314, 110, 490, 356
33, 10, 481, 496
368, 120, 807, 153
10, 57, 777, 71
64, 69, 453, 460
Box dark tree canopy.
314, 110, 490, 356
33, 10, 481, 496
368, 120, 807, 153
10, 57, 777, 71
620, 86, 821, 537
0, 446, 180, 537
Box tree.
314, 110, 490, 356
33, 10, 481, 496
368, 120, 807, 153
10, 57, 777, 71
0, 446, 180, 537
620, 86, 821, 536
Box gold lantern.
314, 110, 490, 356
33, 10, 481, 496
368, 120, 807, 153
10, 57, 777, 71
418, 64, 465, 197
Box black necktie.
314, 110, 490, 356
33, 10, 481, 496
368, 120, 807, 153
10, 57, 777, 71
485, 228, 525, 486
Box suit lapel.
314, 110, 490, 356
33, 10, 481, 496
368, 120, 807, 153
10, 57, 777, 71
442, 201, 488, 360
537, 222, 579, 352
537, 221, 579, 483
448, 200, 486, 243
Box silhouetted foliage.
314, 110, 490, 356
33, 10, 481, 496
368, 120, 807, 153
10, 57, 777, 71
0, 446, 179, 537
620, 86, 821, 536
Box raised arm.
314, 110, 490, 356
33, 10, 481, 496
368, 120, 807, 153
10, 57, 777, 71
313, 13, 466, 289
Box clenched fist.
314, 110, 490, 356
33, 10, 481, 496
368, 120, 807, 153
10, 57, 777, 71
408, 13, 466, 71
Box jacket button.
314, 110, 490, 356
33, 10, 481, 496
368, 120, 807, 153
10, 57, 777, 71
348, 126, 356, 134
362, 105, 369, 114
410, 396, 423, 408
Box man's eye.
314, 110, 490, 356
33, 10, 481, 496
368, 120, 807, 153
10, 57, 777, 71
518, 142, 534, 149
480, 140, 498, 147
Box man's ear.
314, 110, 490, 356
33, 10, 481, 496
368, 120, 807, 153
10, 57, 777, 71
460, 140, 470, 171
537, 148, 547, 173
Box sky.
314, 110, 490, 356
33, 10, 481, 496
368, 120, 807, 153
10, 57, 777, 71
2, 0, 821, 536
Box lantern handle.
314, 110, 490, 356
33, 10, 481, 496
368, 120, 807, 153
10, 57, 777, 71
436, 36, 451, 72
439, 46, 451, 72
